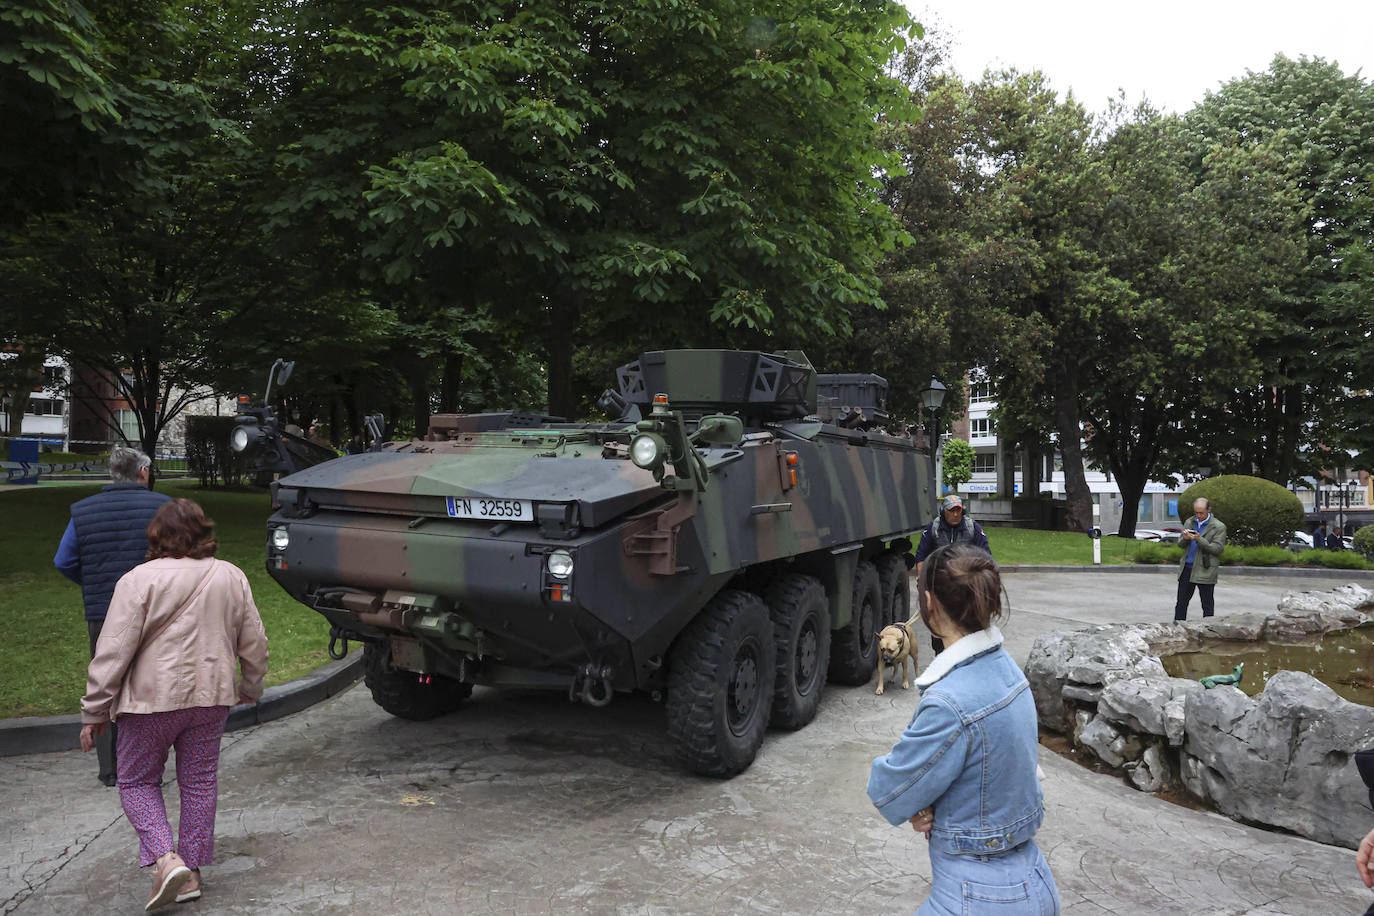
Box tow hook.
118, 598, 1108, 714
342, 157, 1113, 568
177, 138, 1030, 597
569, 664, 615, 707
327, 626, 350, 660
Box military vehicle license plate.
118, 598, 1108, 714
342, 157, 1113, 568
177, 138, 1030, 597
446, 496, 532, 521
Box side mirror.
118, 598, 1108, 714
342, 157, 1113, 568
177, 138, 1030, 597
263, 358, 296, 404
274, 360, 295, 389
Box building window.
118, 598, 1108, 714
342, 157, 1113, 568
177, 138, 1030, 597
117, 409, 140, 442
42, 365, 66, 389
26, 397, 64, 416
969, 381, 995, 404
972, 454, 996, 473
970, 417, 994, 438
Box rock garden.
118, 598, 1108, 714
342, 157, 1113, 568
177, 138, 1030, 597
1027, 584, 1374, 848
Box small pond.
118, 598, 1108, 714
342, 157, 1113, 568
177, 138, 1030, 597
1161, 622, 1374, 707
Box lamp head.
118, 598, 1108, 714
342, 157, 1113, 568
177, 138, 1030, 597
920, 378, 947, 413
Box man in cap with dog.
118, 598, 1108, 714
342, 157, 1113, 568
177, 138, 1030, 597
912, 494, 992, 653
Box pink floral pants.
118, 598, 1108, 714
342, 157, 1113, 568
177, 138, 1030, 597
115, 706, 229, 868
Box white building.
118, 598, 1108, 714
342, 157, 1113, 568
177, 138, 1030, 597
958, 373, 1186, 531
0, 354, 69, 446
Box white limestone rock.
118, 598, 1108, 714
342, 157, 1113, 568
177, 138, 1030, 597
1182, 670, 1374, 848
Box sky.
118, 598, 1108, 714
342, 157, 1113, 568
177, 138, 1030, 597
907, 1, 1374, 114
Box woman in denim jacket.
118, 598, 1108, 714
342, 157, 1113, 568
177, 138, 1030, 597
867, 545, 1059, 914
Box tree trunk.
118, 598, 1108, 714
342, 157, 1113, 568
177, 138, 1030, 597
545, 292, 580, 418
1053, 363, 1093, 532
407, 358, 430, 440
998, 429, 1016, 498
1021, 443, 1040, 495
438, 352, 464, 414
1113, 470, 1146, 539
2, 345, 44, 441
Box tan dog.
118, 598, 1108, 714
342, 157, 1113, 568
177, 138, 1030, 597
875, 621, 917, 695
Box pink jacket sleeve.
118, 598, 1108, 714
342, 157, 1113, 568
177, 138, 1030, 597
234, 574, 269, 701
81, 574, 147, 725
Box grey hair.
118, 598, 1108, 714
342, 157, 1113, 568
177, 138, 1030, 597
1194, 497, 1211, 511
109, 445, 151, 483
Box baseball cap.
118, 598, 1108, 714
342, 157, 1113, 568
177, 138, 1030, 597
941, 495, 964, 511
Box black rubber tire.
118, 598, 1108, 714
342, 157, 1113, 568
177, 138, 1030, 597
363, 640, 472, 721
827, 560, 882, 686
764, 573, 831, 730
877, 552, 912, 627
666, 590, 776, 777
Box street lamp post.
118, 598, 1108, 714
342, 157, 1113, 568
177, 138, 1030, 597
920, 379, 947, 518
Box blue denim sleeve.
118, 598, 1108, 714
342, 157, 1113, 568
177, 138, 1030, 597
867, 694, 966, 826
53, 519, 81, 583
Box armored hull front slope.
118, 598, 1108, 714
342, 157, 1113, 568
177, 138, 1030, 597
257, 350, 930, 776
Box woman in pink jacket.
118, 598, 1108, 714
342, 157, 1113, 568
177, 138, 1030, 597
81, 498, 268, 911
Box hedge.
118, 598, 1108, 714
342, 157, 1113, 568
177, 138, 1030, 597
1134, 541, 1372, 569
1178, 475, 1303, 547
185, 415, 250, 488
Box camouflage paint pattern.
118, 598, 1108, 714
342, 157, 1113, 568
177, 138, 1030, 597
261, 350, 929, 693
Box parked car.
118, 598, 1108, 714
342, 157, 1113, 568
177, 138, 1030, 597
1284, 530, 1312, 552
1133, 529, 1165, 541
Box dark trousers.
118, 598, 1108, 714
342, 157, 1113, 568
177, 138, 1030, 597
87, 620, 118, 784
1174, 571, 1215, 621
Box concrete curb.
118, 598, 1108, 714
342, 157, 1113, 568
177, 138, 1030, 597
1000, 563, 1374, 579
0, 652, 363, 758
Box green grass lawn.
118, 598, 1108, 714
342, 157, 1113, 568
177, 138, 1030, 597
982, 527, 1144, 565
0, 479, 338, 718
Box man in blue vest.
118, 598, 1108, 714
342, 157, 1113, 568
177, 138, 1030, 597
53, 445, 171, 786
912, 494, 992, 652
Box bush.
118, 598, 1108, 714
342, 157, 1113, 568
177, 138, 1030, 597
1354, 526, 1374, 557
1135, 541, 1183, 564
1219, 546, 1292, 567
1179, 475, 1303, 547
1303, 549, 1372, 570
185, 416, 250, 488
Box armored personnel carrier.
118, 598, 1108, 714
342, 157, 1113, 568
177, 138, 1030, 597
234, 350, 930, 776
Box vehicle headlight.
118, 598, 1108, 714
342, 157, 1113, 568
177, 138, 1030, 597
230, 426, 251, 453
547, 549, 574, 579
270, 526, 290, 551
630, 433, 665, 469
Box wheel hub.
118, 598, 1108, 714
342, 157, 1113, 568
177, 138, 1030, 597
797, 623, 817, 681
729, 648, 759, 732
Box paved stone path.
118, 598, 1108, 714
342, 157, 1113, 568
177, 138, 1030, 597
3, 569, 1371, 914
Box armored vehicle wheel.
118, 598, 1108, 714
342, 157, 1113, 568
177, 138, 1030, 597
764, 574, 831, 730
877, 552, 912, 627
667, 590, 776, 777
827, 560, 881, 686
363, 640, 472, 721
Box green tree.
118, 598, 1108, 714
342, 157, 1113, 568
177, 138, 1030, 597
942, 438, 974, 491
1079, 106, 1303, 536
0, 0, 284, 455
266, 1, 917, 425
1184, 56, 1374, 483
0, 0, 121, 224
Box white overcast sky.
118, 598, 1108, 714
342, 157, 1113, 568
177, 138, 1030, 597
906, 1, 1374, 114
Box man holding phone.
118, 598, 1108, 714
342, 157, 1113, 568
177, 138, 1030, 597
1174, 497, 1227, 620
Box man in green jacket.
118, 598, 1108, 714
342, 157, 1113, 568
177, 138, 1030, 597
1175, 497, 1228, 620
